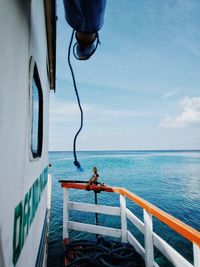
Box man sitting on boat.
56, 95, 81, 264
86, 167, 99, 190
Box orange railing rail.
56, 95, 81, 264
61, 182, 200, 247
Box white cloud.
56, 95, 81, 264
50, 97, 93, 123
114, 132, 122, 136
160, 96, 200, 128
50, 96, 150, 124
162, 90, 179, 100
80, 135, 89, 140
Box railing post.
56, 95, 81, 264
47, 174, 52, 211
143, 209, 154, 267
63, 188, 69, 240
193, 243, 200, 267
120, 194, 127, 243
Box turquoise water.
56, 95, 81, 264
47, 150, 200, 267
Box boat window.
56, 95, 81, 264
31, 65, 43, 158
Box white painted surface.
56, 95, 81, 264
144, 210, 154, 267
47, 174, 52, 211
127, 231, 159, 267
193, 244, 200, 267
120, 194, 128, 242
68, 201, 120, 216
127, 230, 145, 258
153, 233, 192, 267
68, 221, 122, 238
63, 189, 69, 239
0, 0, 51, 266
126, 208, 144, 234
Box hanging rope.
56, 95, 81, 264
73, 32, 100, 60
67, 30, 83, 170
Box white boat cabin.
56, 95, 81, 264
0, 1, 56, 266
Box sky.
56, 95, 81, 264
49, 0, 200, 151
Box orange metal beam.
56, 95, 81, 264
61, 182, 200, 246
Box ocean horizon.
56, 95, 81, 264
49, 149, 200, 152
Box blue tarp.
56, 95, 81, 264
63, 0, 106, 33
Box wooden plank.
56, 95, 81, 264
127, 230, 145, 258
144, 210, 154, 267
68, 201, 120, 216
193, 243, 200, 267
63, 189, 69, 239
68, 221, 121, 238
127, 231, 159, 267
153, 233, 193, 267
120, 194, 127, 242
126, 208, 144, 234
47, 174, 52, 211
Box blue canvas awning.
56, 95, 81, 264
63, 0, 106, 33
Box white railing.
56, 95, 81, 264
62, 187, 200, 267
47, 174, 52, 211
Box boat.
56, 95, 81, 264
0, 1, 200, 267
0, 1, 56, 266
59, 180, 200, 267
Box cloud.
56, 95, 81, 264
80, 135, 89, 140
50, 97, 93, 123
114, 132, 122, 136
50, 96, 150, 124
160, 96, 200, 128
162, 90, 179, 100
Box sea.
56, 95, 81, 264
47, 150, 200, 267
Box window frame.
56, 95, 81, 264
29, 59, 43, 161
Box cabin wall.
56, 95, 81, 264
0, 0, 50, 266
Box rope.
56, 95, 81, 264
67, 30, 101, 169
60, 238, 145, 267
67, 30, 83, 170
73, 32, 100, 61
